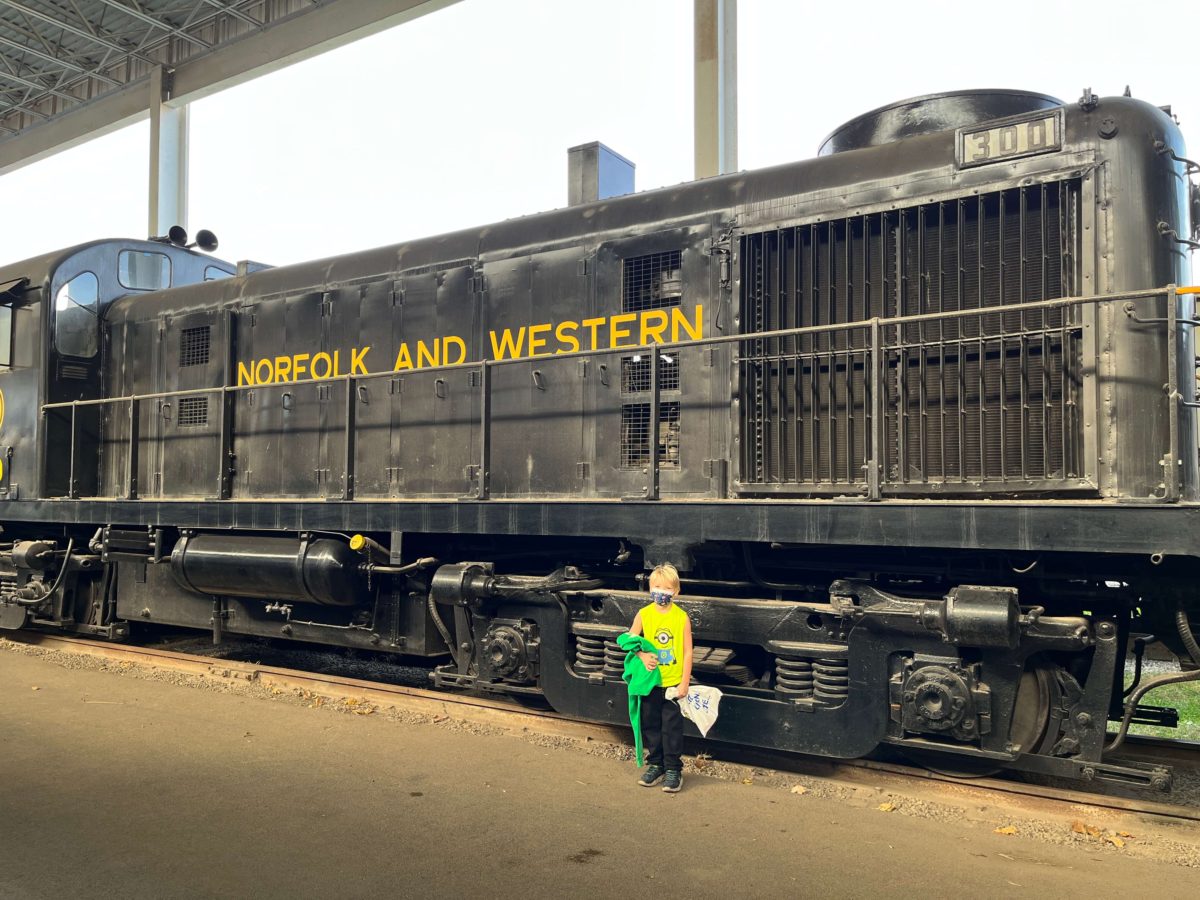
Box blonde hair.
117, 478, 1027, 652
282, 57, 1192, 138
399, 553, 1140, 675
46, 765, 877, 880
648, 563, 681, 594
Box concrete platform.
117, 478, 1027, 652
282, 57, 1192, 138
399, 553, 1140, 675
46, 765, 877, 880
0, 646, 1194, 899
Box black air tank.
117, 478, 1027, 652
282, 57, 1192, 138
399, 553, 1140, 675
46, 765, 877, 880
171, 534, 363, 606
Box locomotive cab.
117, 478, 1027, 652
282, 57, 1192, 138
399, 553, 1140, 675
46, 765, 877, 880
0, 239, 235, 499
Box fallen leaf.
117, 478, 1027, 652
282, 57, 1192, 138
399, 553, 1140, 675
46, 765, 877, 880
1071, 821, 1102, 838
741, 777, 754, 785
1106, 835, 1125, 849
1117, 831, 1135, 839
30, 686, 39, 691
994, 826, 1018, 835
877, 802, 896, 812
790, 785, 808, 795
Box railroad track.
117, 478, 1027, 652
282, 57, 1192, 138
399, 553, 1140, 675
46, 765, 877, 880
7, 631, 1198, 823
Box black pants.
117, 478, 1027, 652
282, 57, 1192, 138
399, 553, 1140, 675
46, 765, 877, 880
642, 686, 683, 771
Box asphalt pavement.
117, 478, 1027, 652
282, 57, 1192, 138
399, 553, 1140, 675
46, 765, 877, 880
0, 648, 1194, 899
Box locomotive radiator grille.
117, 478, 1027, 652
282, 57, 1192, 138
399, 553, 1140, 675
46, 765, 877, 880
179, 326, 211, 367
621, 401, 681, 469
738, 178, 1083, 492
623, 250, 683, 312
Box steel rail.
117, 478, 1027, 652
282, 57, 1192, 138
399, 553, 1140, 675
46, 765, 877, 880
7, 631, 1199, 823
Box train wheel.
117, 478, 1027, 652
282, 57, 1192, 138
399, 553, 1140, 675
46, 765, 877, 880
905, 660, 1060, 779
1007, 662, 1061, 757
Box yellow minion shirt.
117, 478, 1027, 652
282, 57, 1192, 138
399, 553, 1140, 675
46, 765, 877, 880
639, 602, 687, 688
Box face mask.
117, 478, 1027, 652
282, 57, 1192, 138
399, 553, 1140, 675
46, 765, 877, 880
650, 589, 673, 606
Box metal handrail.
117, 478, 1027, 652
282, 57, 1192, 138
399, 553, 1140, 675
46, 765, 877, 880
41, 285, 1193, 412
39, 284, 1197, 502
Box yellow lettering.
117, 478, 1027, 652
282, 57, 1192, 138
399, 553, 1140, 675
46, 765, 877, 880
416, 340, 439, 369
255, 358, 274, 385
443, 335, 467, 365
293, 353, 310, 381
312, 352, 333, 379
333, 350, 342, 376
671, 304, 703, 342
489, 327, 526, 360
639, 310, 669, 345
581, 317, 605, 351
274, 356, 292, 383
351, 346, 370, 375
528, 323, 552, 356
609, 312, 637, 348
237, 361, 255, 386
555, 320, 580, 353
393, 344, 413, 371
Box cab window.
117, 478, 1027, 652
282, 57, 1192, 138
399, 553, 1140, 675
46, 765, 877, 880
204, 266, 233, 281
118, 250, 171, 291
55, 271, 100, 358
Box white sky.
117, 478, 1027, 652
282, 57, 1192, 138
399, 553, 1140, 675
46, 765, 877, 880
2, 0, 1198, 267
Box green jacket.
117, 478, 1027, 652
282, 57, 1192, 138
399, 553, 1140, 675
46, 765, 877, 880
617, 632, 661, 765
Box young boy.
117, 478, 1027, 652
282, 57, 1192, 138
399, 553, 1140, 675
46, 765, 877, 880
627, 563, 693, 792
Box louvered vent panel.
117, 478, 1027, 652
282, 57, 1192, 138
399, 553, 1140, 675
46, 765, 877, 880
739, 179, 1083, 492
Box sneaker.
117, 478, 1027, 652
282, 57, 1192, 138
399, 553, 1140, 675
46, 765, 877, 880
638, 765, 665, 787
662, 769, 683, 793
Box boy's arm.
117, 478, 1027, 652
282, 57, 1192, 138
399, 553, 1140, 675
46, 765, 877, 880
628, 612, 658, 671
677, 614, 694, 694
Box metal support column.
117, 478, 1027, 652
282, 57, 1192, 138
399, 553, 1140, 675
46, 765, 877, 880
148, 67, 189, 237
694, 0, 738, 179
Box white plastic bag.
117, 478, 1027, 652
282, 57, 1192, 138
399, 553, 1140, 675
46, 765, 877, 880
665, 683, 723, 737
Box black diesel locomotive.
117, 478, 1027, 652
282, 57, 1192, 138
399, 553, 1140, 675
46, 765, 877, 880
2, 89, 1198, 788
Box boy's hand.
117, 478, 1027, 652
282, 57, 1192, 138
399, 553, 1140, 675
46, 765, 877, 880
638, 651, 658, 671
676, 680, 690, 697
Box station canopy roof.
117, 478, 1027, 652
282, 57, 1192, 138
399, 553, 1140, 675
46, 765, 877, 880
0, 0, 454, 167
0, 0, 276, 132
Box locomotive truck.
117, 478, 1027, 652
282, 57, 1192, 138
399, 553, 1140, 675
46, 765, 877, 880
1, 88, 1198, 788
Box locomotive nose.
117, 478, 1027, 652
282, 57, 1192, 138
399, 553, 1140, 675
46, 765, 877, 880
818, 88, 1063, 156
